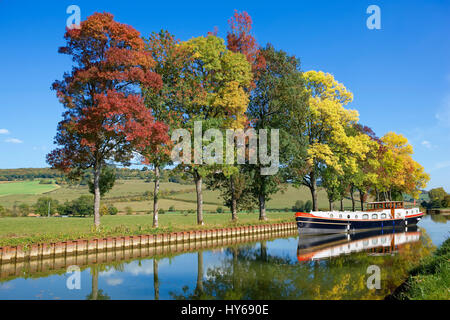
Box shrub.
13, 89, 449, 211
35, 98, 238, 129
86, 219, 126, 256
292, 200, 305, 212
159, 208, 166, 214
100, 205, 109, 216
169, 205, 175, 212
216, 206, 224, 213
304, 200, 313, 213
125, 206, 133, 215
17, 203, 30, 217
108, 206, 118, 215
39, 179, 53, 184
0, 205, 5, 217
188, 209, 195, 215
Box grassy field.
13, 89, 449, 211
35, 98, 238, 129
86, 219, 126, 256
0, 180, 59, 197
0, 179, 361, 212
0, 212, 295, 246
0, 178, 365, 246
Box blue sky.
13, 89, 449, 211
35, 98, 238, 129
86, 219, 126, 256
0, 0, 449, 190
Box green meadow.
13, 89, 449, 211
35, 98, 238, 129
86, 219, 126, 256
0, 180, 59, 197
0, 179, 360, 212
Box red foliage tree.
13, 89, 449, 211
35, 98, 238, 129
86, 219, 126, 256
47, 12, 168, 228
227, 10, 266, 82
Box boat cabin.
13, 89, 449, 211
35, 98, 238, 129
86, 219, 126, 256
366, 201, 404, 211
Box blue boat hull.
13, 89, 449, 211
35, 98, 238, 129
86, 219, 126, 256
296, 215, 422, 235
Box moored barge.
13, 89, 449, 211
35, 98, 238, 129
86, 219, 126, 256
295, 201, 423, 235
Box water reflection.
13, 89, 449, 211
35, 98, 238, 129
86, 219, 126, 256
297, 227, 421, 263
86, 265, 110, 300
0, 216, 446, 300
170, 228, 435, 300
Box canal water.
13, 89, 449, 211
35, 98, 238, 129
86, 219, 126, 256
0, 215, 448, 300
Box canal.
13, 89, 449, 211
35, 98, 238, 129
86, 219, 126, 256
0, 215, 448, 300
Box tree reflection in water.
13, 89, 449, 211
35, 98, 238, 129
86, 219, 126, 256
170, 231, 435, 300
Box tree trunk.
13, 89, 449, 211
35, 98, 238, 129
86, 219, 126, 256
260, 241, 267, 262
153, 165, 160, 228
309, 171, 318, 211
91, 267, 98, 300
340, 198, 344, 211
196, 251, 204, 296
194, 169, 204, 225
258, 193, 267, 221
230, 176, 237, 221
93, 164, 101, 229
350, 185, 355, 212
360, 190, 365, 211
329, 200, 333, 211
153, 259, 159, 300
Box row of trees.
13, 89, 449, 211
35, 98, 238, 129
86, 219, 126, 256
47, 11, 429, 229
422, 187, 450, 209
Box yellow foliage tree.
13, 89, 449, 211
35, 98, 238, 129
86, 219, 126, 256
376, 132, 429, 200
300, 70, 366, 211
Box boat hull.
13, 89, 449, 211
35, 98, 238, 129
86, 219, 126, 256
296, 213, 423, 235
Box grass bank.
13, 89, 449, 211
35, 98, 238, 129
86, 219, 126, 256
0, 211, 295, 247
387, 237, 450, 300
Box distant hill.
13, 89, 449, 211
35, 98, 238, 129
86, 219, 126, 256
0, 167, 188, 183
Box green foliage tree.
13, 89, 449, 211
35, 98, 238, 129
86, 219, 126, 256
71, 195, 95, 216
206, 169, 256, 220
173, 34, 253, 225
88, 166, 116, 198
246, 44, 308, 220
142, 30, 188, 228
428, 187, 447, 203
34, 197, 59, 216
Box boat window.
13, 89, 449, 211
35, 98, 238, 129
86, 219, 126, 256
347, 215, 350, 219
363, 214, 369, 219
372, 214, 378, 219
381, 213, 386, 219
339, 214, 342, 218
330, 214, 333, 218
355, 215, 358, 219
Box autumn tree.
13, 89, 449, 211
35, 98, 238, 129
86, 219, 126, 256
47, 13, 168, 228
141, 30, 188, 227
173, 35, 252, 225
349, 124, 382, 210
246, 44, 308, 220
293, 71, 358, 211
375, 132, 429, 200
203, 10, 266, 221
227, 10, 266, 84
